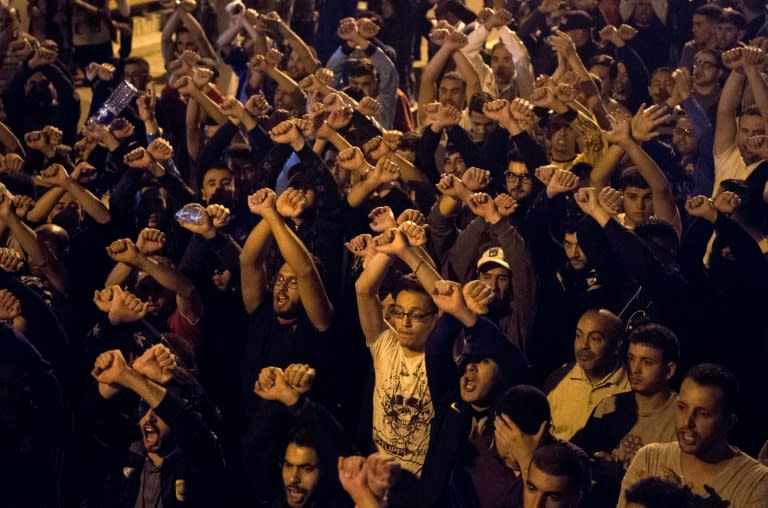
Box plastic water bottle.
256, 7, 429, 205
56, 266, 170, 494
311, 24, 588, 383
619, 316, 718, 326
175, 203, 207, 226
88, 80, 139, 126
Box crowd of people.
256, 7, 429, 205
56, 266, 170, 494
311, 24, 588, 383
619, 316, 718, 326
2, 0, 768, 506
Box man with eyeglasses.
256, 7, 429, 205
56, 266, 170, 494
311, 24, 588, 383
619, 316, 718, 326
355, 225, 442, 505
662, 66, 716, 198
238, 188, 334, 505
691, 49, 724, 119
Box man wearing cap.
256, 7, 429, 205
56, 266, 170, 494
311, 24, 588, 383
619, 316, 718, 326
420, 279, 528, 507
518, 4, 604, 75
558, 10, 604, 68
440, 199, 537, 355
620, 0, 672, 72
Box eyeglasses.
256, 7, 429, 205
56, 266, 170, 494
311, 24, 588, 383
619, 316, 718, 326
275, 275, 299, 289
505, 172, 532, 183
673, 127, 696, 138
390, 307, 436, 322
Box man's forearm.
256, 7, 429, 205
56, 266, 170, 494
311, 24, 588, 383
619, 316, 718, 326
120, 368, 167, 408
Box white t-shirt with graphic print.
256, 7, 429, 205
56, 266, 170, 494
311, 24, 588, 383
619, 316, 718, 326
369, 325, 434, 477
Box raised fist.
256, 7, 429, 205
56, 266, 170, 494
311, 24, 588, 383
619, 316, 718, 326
136, 228, 166, 254
0, 248, 25, 273
248, 188, 276, 215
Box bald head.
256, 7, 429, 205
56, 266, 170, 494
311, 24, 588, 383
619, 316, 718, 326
574, 309, 623, 379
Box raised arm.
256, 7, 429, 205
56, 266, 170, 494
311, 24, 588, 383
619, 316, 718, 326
611, 116, 682, 235
254, 188, 333, 332
451, 44, 481, 103
499, 26, 534, 99
38, 164, 110, 224
417, 32, 460, 124
0, 120, 24, 155
161, 8, 183, 67
106, 238, 201, 322
176, 74, 228, 125
742, 46, 768, 126
354, 251, 393, 345
0, 191, 68, 295
716, 49, 748, 156
239, 205, 272, 314
373, 226, 441, 296
277, 15, 320, 74
176, 5, 218, 62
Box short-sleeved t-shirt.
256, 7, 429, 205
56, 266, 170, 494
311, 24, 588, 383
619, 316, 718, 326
618, 441, 768, 508
586, 391, 678, 469
713, 144, 761, 193
369, 326, 434, 477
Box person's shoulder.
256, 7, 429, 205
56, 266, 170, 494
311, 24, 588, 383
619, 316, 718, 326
592, 390, 635, 419
543, 362, 577, 394
636, 440, 678, 459
369, 324, 399, 354
727, 449, 768, 500
732, 448, 768, 476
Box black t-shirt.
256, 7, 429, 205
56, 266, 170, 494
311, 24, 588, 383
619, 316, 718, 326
238, 297, 330, 503
240, 296, 329, 411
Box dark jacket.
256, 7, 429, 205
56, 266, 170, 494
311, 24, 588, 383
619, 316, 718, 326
420, 315, 526, 507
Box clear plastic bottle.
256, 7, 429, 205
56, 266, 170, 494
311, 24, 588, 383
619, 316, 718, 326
175, 203, 207, 226
88, 80, 139, 126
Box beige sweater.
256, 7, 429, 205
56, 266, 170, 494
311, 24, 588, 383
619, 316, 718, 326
618, 441, 768, 508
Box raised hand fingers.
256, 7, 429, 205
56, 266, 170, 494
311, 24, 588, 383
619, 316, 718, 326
396, 208, 426, 226
398, 220, 428, 247
345, 233, 373, 256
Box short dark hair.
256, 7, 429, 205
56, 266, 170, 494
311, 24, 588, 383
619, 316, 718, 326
694, 3, 723, 21
342, 85, 366, 101
650, 66, 674, 80
627, 323, 680, 364
496, 385, 551, 435
469, 91, 494, 115
719, 8, 746, 29
739, 104, 763, 120
693, 48, 725, 72
393, 274, 433, 305
625, 477, 692, 508
718, 178, 767, 229
530, 444, 591, 496
684, 363, 739, 414
354, 9, 383, 28
589, 54, 618, 80
543, 114, 572, 137
634, 219, 681, 265
124, 56, 150, 73
347, 58, 377, 81
618, 167, 650, 190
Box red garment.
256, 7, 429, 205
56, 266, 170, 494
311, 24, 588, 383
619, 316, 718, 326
167, 309, 201, 352
394, 88, 414, 133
